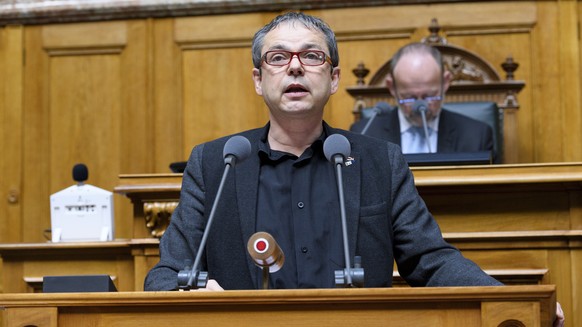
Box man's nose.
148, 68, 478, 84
287, 55, 304, 75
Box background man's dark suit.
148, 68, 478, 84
350, 107, 494, 154
145, 123, 501, 291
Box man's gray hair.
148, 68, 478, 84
251, 12, 339, 69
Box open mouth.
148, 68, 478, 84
285, 84, 308, 94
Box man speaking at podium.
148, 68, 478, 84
144, 11, 563, 326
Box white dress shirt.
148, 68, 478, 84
398, 109, 439, 154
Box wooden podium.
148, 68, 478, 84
109, 163, 582, 325
0, 286, 556, 327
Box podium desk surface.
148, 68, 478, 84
0, 286, 556, 327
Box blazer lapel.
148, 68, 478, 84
384, 109, 402, 146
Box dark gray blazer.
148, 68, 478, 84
350, 108, 494, 154
145, 122, 501, 291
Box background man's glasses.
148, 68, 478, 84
262, 50, 332, 66
398, 96, 442, 106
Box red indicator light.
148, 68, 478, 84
256, 240, 267, 252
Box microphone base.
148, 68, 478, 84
334, 267, 364, 288
177, 268, 209, 290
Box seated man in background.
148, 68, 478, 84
350, 43, 495, 160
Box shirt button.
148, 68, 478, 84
301, 247, 308, 253
297, 201, 305, 209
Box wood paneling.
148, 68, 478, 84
0, 2, 580, 325
0, 240, 152, 293
152, 18, 184, 172
559, 0, 582, 162
0, 26, 23, 245
0, 0, 581, 254
20, 20, 149, 243
174, 13, 271, 155
182, 48, 268, 150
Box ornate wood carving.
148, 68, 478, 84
144, 201, 178, 238
346, 18, 526, 116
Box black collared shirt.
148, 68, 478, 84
256, 125, 343, 288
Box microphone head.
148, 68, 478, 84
72, 163, 88, 183
374, 101, 391, 114
412, 99, 428, 113
223, 135, 252, 164
247, 232, 285, 273
323, 134, 351, 163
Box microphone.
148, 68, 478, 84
360, 101, 391, 135
72, 163, 88, 185
323, 134, 364, 288
177, 135, 252, 290
247, 231, 285, 289
411, 99, 433, 153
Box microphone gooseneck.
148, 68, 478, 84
411, 99, 433, 153
177, 135, 252, 290
360, 101, 391, 135
323, 134, 364, 288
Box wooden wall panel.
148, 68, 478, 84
0, 26, 23, 244
152, 18, 184, 172
547, 249, 575, 325
559, 0, 582, 162
182, 48, 268, 153
21, 21, 149, 242
428, 187, 580, 232
0, 26, 24, 294
21, 26, 49, 244
447, 244, 578, 324
174, 13, 272, 157
446, 31, 533, 164
48, 54, 122, 188
532, 2, 562, 163
572, 246, 582, 321
120, 21, 153, 175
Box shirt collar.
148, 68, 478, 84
258, 121, 329, 163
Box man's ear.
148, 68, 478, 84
386, 74, 397, 97
330, 67, 341, 94
252, 68, 263, 95
442, 69, 453, 93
